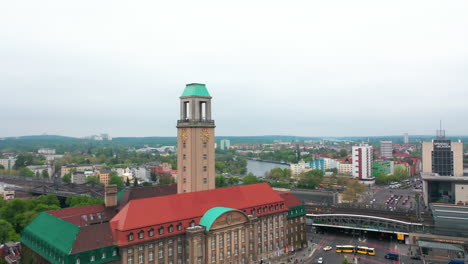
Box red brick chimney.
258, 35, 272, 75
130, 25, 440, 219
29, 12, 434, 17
105, 184, 118, 207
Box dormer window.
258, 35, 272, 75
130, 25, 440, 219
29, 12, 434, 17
159, 227, 164, 235
138, 231, 144, 239
190, 220, 195, 227
275, 205, 279, 210
168, 225, 174, 233
177, 223, 182, 231
149, 229, 154, 237
257, 208, 261, 214
128, 233, 134, 241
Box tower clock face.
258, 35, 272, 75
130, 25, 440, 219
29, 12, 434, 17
201, 128, 210, 143
181, 128, 188, 142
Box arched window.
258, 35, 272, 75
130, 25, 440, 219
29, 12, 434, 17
149, 228, 154, 237
159, 227, 164, 235
76, 258, 80, 264
257, 208, 261, 214
280, 204, 284, 209
263, 207, 267, 213
112, 249, 117, 256
138, 230, 144, 239
190, 220, 195, 227
275, 204, 279, 210
168, 225, 174, 233
251, 209, 255, 215
128, 233, 134, 241
177, 223, 182, 231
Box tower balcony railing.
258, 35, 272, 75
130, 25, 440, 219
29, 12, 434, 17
177, 119, 215, 125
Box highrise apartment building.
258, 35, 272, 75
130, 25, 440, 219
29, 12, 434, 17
403, 133, 409, 144
352, 144, 374, 184
380, 140, 393, 159
220, 139, 231, 150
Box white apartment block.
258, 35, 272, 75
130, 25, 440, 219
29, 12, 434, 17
323, 158, 339, 170
338, 163, 353, 175
380, 141, 393, 158
0, 158, 16, 170
290, 160, 311, 178
352, 144, 374, 180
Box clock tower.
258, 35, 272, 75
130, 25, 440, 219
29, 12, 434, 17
177, 83, 216, 194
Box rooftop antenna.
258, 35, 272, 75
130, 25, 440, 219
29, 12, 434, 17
436, 120, 445, 139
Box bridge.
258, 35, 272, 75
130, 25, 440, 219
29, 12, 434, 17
0, 174, 104, 198
304, 203, 435, 236
306, 213, 431, 235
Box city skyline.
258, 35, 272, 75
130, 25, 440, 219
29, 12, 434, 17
1, 0, 467, 137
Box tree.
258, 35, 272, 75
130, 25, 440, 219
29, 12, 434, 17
41, 169, 49, 179
126, 177, 131, 186
13, 154, 34, 169
216, 175, 227, 188
133, 177, 139, 187
0, 220, 19, 243
86, 176, 100, 184
62, 173, 71, 183
394, 164, 410, 178
19, 168, 34, 177
339, 149, 348, 158
342, 256, 349, 264
0, 164, 4, 170
35, 171, 40, 178
109, 174, 124, 188
297, 169, 324, 189
242, 174, 260, 185
227, 176, 240, 186
142, 182, 152, 186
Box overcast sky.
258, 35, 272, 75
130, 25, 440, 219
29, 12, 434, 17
1, 0, 467, 138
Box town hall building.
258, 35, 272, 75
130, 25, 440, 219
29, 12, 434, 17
20, 84, 307, 264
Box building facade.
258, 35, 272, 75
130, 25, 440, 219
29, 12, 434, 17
220, 139, 231, 150
380, 140, 393, 159
352, 144, 374, 183
422, 139, 464, 177
0, 158, 16, 170
309, 160, 325, 172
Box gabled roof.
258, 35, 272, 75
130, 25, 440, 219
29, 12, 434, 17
117, 185, 177, 209
22, 212, 79, 255
276, 191, 302, 208
112, 183, 285, 231
47, 204, 115, 226
199, 207, 237, 231
70, 222, 115, 254
181, 83, 211, 97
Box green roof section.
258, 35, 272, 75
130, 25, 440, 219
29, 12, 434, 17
199, 207, 236, 231
181, 83, 211, 97
117, 189, 126, 202
21, 212, 80, 255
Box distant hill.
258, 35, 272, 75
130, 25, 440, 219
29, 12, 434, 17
1, 134, 466, 153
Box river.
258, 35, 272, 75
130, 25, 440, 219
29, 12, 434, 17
246, 160, 290, 177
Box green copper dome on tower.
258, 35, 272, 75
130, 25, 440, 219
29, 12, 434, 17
181, 83, 211, 97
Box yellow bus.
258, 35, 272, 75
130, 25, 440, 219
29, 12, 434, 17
356, 246, 375, 256
336, 245, 355, 253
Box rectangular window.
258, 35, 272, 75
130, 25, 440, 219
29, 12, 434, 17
183, 166, 186, 172
203, 178, 207, 184
219, 234, 224, 249
203, 154, 207, 160
183, 154, 186, 160
203, 166, 207, 172
138, 253, 143, 264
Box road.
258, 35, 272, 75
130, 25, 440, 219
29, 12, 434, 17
306, 229, 423, 264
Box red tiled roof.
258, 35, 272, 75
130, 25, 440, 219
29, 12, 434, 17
275, 191, 302, 208
111, 183, 285, 231
117, 185, 177, 209
71, 222, 114, 254
47, 204, 116, 226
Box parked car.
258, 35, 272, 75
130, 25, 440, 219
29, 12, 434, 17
317, 257, 323, 264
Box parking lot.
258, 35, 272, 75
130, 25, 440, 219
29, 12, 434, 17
307, 229, 423, 264
361, 186, 422, 212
